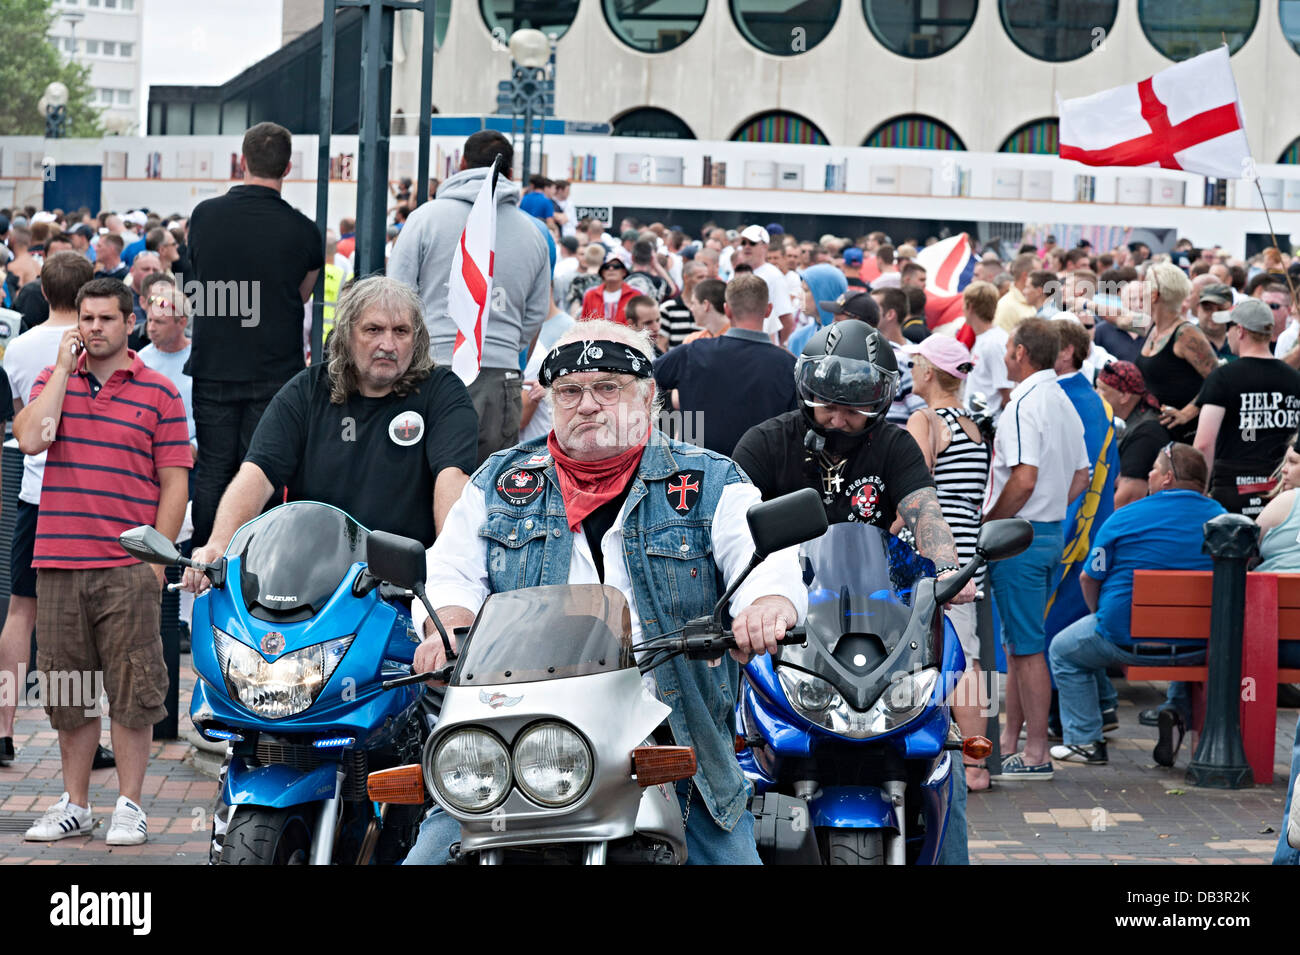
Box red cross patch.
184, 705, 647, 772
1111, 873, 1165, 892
665, 470, 703, 513
495, 467, 544, 506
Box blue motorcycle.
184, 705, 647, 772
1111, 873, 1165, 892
120, 502, 431, 865
736, 518, 1030, 865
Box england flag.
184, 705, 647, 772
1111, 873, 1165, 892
447, 156, 501, 385
1057, 46, 1252, 180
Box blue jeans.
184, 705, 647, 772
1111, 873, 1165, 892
1276, 716, 1300, 865
403, 781, 761, 865
1049, 614, 1204, 746
934, 754, 968, 865
988, 522, 1063, 657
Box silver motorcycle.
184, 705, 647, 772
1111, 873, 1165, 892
362, 489, 827, 864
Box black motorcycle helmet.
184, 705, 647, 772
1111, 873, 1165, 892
795, 320, 900, 440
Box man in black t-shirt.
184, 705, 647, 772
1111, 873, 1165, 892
186, 122, 325, 547
730, 321, 972, 599
1192, 300, 1300, 517
182, 276, 477, 589
1095, 360, 1170, 508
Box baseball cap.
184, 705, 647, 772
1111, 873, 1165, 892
124, 210, 148, 227
765, 222, 784, 236
902, 334, 976, 380
1217, 298, 1273, 333
31, 211, 57, 224
819, 290, 880, 326
740, 225, 770, 245
843, 248, 864, 265
1198, 282, 1232, 305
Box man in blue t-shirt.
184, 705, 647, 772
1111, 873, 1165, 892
1047, 442, 1224, 766
518, 175, 555, 224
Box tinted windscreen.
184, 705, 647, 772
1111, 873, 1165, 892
233, 503, 369, 620
452, 585, 633, 686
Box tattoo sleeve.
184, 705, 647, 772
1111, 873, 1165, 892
1177, 326, 1220, 378
898, 487, 958, 567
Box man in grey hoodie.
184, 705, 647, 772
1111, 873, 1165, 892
389, 131, 551, 465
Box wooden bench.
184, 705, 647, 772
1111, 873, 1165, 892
1128, 570, 1300, 784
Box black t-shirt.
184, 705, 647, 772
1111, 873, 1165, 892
732, 410, 935, 529
1117, 405, 1170, 480
15, 280, 48, 332
1196, 357, 1300, 481
244, 364, 478, 547
653, 331, 798, 456
187, 185, 324, 385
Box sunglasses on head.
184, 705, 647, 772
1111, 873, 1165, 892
1161, 441, 1182, 481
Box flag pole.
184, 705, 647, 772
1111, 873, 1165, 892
1254, 178, 1300, 306
490, 152, 503, 195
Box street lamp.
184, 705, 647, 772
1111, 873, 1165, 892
63, 10, 85, 60
42, 81, 69, 139
506, 28, 555, 181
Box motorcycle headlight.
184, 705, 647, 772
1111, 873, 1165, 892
213, 628, 353, 719
777, 665, 939, 740
430, 728, 512, 813
513, 721, 592, 807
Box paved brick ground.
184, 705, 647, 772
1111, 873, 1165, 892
0, 654, 219, 865
968, 681, 1297, 865
0, 664, 1294, 865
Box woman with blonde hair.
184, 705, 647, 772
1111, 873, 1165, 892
903, 334, 991, 790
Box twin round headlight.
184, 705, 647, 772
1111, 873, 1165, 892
429, 722, 593, 813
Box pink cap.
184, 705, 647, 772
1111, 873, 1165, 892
902, 334, 976, 380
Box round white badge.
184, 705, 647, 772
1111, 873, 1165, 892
388, 411, 425, 447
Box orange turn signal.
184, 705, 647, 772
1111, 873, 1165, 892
632, 746, 697, 787
962, 736, 992, 760
367, 764, 426, 804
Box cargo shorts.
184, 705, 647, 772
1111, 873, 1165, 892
35, 563, 167, 731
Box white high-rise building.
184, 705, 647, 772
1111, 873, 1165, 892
47, 0, 145, 134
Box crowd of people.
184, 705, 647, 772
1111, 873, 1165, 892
0, 122, 1297, 865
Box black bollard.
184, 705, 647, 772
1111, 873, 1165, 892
154, 563, 181, 741
1186, 513, 1257, 789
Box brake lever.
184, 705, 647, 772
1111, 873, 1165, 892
381, 660, 456, 690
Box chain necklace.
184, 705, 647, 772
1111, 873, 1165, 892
816, 453, 847, 504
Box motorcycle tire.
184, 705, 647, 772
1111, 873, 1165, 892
819, 828, 884, 865
219, 807, 314, 865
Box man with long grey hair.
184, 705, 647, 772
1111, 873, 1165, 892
183, 275, 478, 863
186, 274, 478, 584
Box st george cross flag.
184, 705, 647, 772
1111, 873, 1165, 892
447, 156, 500, 385
914, 233, 977, 346
1057, 46, 1252, 179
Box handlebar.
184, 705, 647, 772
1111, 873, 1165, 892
655, 626, 806, 663
381, 661, 456, 690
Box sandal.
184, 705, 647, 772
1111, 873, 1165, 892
964, 759, 991, 792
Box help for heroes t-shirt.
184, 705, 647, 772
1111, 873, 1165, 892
1196, 356, 1300, 498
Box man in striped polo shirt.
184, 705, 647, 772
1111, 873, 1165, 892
14, 277, 191, 846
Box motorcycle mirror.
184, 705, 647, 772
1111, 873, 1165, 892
745, 488, 829, 559
119, 525, 181, 565
975, 518, 1034, 563
366, 531, 427, 589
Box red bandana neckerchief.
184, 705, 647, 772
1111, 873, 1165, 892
546, 432, 647, 531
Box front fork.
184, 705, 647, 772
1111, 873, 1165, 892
309, 768, 345, 865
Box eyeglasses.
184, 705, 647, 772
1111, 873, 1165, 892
1161, 442, 1182, 482
1266, 301, 1288, 311
552, 379, 636, 408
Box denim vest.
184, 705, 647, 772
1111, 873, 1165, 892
470, 431, 753, 830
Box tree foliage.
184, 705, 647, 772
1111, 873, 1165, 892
0, 0, 104, 137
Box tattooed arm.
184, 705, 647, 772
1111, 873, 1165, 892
1173, 323, 1221, 378
898, 487, 976, 604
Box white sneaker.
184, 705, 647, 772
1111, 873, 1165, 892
24, 792, 92, 841
105, 796, 148, 846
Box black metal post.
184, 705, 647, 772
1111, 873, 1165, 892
977, 593, 1001, 774
354, 1, 394, 277
154, 565, 181, 740
415, 0, 435, 205
312, 0, 336, 366
1186, 513, 1258, 789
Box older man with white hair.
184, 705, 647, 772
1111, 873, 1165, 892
405, 319, 807, 865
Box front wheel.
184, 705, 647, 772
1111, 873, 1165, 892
818, 827, 884, 865
219, 807, 314, 865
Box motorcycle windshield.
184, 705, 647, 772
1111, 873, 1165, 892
781, 523, 933, 682
452, 584, 634, 686
229, 502, 370, 621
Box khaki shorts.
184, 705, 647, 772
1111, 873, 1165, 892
35, 563, 167, 731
